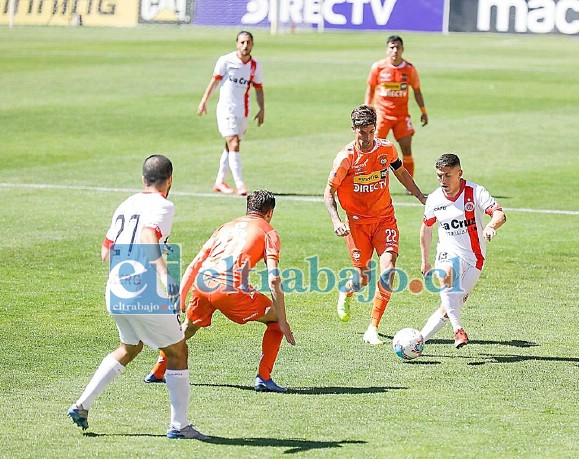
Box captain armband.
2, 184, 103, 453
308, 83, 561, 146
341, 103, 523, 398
390, 158, 403, 171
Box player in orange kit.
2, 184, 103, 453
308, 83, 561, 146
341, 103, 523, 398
365, 35, 428, 178
324, 105, 426, 345
145, 190, 295, 392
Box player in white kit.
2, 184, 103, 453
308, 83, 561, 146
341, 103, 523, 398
197, 31, 265, 196
67, 155, 208, 440
419, 153, 506, 348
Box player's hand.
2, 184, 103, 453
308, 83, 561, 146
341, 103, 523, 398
421, 261, 432, 277
279, 320, 296, 346
254, 109, 264, 126
197, 102, 207, 116
483, 226, 497, 241
421, 113, 428, 126
333, 221, 350, 237
164, 274, 180, 310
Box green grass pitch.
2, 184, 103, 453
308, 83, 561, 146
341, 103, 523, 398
0, 26, 578, 458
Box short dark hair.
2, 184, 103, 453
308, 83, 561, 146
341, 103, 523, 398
142, 154, 173, 186
435, 153, 461, 169
247, 189, 276, 215
387, 35, 403, 45
237, 31, 254, 42
351, 104, 377, 128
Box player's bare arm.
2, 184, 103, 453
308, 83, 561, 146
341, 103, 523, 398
197, 77, 221, 116
266, 257, 295, 346
323, 184, 350, 236
364, 83, 376, 106
419, 222, 433, 276
392, 166, 427, 204
483, 208, 507, 241
254, 87, 265, 126
101, 242, 111, 262
414, 88, 428, 126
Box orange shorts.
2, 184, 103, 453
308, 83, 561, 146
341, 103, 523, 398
345, 218, 399, 269
377, 115, 414, 141
186, 280, 272, 327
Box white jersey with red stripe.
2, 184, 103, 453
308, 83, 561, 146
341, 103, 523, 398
213, 51, 263, 118
104, 191, 174, 247
423, 179, 500, 270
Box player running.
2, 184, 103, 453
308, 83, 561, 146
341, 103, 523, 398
324, 105, 426, 345
365, 35, 428, 178
419, 153, 506, 348
145, 190, 295, 392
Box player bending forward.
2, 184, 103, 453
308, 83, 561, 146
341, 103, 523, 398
145, 190, 295, 392
419, 153, 506, 348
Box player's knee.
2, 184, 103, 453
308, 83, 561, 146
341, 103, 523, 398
123, 342, 143, 358
183, 322, 200, 340
228, 138, 240, 151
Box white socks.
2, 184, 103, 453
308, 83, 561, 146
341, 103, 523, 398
420, 309, 450, 342
73, 355, 190, 431
215, 149, 230, 184
441, 293, 464, 332
165, 369, 190, 430
76, 354, 125, 410
228, 151, 244, 187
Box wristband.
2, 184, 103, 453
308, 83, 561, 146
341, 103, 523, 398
420, 106, 427, 115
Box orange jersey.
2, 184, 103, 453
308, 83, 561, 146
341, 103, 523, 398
197, 214, 280, 289
367, 59, 420, 120
329, 139, 400, 223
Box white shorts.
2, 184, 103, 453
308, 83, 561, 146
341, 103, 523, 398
110, 313, 184, 350
434, 249, 481, 305
105, 286, 184, 349
217, 111, 249, 139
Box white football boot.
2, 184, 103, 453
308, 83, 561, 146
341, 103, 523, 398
363, 325, 384, 345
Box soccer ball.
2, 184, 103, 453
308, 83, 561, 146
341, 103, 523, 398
392, 328, 425, 360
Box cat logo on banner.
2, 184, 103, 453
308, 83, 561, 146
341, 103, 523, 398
140, 0, 191, 24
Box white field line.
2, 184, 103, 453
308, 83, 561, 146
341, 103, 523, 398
1, 182, 578, 216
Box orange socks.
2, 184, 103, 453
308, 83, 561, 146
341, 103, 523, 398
403, 156, 415, 177
151, 351, 168, 379
370, 287, 392, 328
258, 322, 283, 380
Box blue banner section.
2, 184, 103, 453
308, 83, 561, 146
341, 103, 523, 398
108, 243, 181, 315
194, 0, 445, 31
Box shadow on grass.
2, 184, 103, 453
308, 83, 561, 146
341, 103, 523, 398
204, 436, 366, 454
381, 335, 539, 348
468, 354, 579, 366
83, 432, 165, 438
83, 432, 366, 453
190, 383, 406, 395
400, 360, 441, 365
